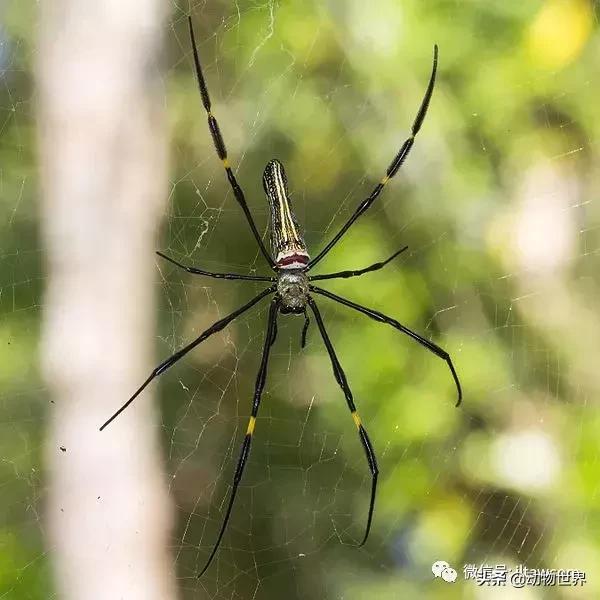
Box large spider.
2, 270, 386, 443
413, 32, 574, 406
100, 17, 462, 576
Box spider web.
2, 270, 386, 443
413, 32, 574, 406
2, 0, 600, 598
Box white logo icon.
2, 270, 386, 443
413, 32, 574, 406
432, 560, 458, 583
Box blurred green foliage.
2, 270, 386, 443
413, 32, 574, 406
2, 0, 600, 598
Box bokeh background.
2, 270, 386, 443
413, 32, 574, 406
2, 0, 600, 598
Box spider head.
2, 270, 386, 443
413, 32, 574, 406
277, 270, 309, 313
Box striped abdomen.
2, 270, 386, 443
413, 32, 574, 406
262, 159, 309, 269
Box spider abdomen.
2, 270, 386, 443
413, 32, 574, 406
277, 270, 309, 312
263, 159, 310, 269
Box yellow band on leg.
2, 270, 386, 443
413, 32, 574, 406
222, 158, 230, 168
246, 416, 256, 435
351, 411, 362, 429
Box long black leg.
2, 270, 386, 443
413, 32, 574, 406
198, 297, 279, 577
99, 286, 275, 431
307, 298, 378, 546
300, 311, 310, 348
308, 46, 438, 270
270, 315, 278, 347
310, 246, 408, 282
187, 17, 275, 269
310, 285, 462, 406
157, 251, 275, 282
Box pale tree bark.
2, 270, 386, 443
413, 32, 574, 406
37, 1, 178, 599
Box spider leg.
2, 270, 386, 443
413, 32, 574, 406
310, 285, 462, 406
300, 310, 310, 348
307, 298, 378, 546
270, 314, 278, 347
310, 246, 408, 282
99, 286, 275, 431
308, 46, 438, 270
157, 251, 275, 282
187, 17, 275, 269
198, 297, 279, 577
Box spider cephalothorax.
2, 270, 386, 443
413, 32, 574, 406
277, 270, 309, 313
100, 17, 462, 579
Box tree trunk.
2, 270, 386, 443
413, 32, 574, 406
37, 1, 178, 598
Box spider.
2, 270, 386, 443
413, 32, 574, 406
100, 17, 462, 577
